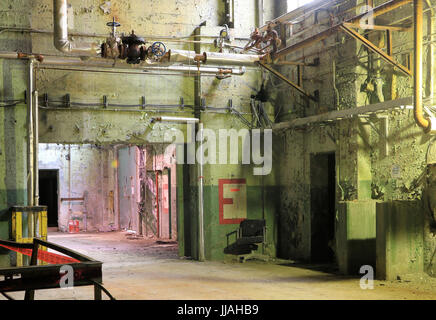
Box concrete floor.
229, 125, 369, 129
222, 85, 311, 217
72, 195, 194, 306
3, 231, 436, 300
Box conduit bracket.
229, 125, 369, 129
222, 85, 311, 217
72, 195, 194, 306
43, 93, 49, 108
64, 94, 70, 108
180, 97, 184, 110
141, 96, 146, 109
103, 95, 108, 109
227, 99, 233, 113
200, 98, 206, 111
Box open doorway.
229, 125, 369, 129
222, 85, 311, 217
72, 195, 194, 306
310, 153, 336, 263
117, 144, 177, 241
39, 169, 59, 228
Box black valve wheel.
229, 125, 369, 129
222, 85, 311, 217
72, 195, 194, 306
106, 21, 121, 28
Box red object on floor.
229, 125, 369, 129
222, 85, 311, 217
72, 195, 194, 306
68, 220, 79, 233
0, 244, 80, 264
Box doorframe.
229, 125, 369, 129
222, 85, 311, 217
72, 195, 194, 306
39, 168, 60, 229
309, 151, 337, 263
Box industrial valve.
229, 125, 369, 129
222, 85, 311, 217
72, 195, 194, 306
100, 18, 167, 64
120, 30, 147, 64
101, 18, 122, 59
243, 23, 281, 54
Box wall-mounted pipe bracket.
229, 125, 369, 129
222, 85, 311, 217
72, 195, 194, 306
258, 61, 316, 102
103, 95, 108, 108
64, 94, 70, 108
141, 96, 146, 109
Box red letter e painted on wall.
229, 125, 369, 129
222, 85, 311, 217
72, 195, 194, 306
219, 178, 247, 224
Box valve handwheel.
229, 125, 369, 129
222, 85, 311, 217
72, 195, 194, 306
151, 42, 166, 57
106, 18, 121, 37
106, 21, 121, 28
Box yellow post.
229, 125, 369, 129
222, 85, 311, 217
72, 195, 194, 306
13, 211, 23, 266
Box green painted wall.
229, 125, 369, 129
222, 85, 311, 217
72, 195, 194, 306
271, 0, 436, 280
376, 201, 424, 280
336, 201, 377, 275
0, 0, 33, 266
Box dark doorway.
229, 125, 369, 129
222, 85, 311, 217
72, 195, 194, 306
310, 153, 336, 263
39, 170, 59, 228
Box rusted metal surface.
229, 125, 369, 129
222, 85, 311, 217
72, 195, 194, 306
258, 62, 315, 101
274, 0, 413, 59
0, 238, 110, 300
243, 24, 282, 54
339, 24, 412, 76
342, 22, 410, 31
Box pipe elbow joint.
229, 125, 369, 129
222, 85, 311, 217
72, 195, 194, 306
425, 117, 436, 135
54, 39, 72, 53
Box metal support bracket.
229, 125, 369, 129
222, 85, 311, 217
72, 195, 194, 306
103, 95, 108, 108
64, 94, 70, 108
227, 99, 233, 113
141, 96, 146, 109
339, 23, 412, 77
258, 62, 317, 102
180, 97, 184, 110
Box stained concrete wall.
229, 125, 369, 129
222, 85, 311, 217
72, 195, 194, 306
271, 0, 436, 279
0, 0, 33, 267
39, 143, 118, 232
336, 201, 377, 275
0, 0, 279, 262
376, 200, 424, 280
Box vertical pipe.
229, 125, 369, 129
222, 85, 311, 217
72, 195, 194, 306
68, 144, 72, 226
156, 171, 160, 238
414, 0, 430, 130
167, 168, 172, 239
198, 122, 205, 262
33, 90, 39, 206
27, 59, 34, 207
426, 0, 435, 105
257, 0, 264, 27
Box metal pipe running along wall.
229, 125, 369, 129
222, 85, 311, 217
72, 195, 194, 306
52, 0, 262, 67
0, 52, 247, 77
53, 0, 98, 54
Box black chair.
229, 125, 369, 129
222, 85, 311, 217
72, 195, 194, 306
224, 219, 266, 255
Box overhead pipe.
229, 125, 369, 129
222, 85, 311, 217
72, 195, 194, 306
53, 0, 98, 55
151, 116, 199, 123
0, 52, 247, 76
52, 0, 261, 66
168, 50, 262, 66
